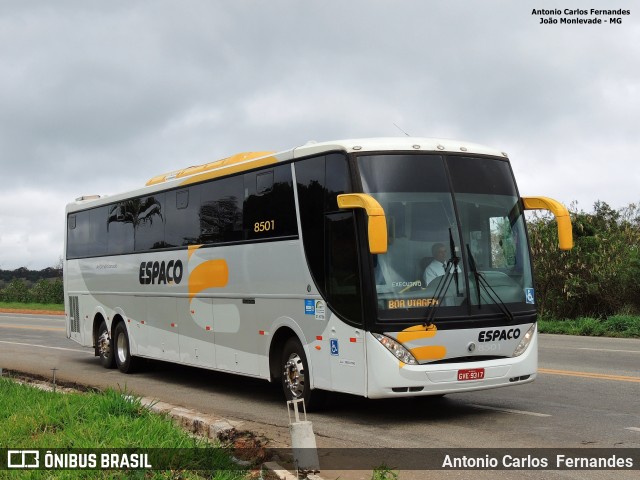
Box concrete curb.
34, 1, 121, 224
139, 397, 241, 439
138, 396, 315, 479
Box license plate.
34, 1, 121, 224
457, 368, 485, 381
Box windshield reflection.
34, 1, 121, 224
357, 154, 534, 322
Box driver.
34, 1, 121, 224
423, 243, 459, 286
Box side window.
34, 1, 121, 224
325, 153, 353, 212
295, 155, 327, 288
295, 153, 362, 325
91, 207, 108, 256
200, 176, 243, 244
325, 212, 363, 323
67, 207, 108, 258
134, 194, 166, 251
166, 187, 201, 247
244, 164, 297, 240
107, 202, 135, 255
67, 211, 90, 258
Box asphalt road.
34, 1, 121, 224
1, 312, 638, 479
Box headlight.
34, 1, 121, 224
512, 324, 536, 357
373, 333, 418, 365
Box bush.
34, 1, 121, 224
28, 278, 64, 304
0, 279, 31, 303
528, 201, 640, 319
0, 277, 63, 304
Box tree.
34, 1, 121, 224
528, 201, 640, 319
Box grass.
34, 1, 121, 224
538, 314, 640, 338
0, 301, 64, 312
0, 377, 248, 479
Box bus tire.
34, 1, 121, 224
97, 320, 115, 369
114, 322, 137, 373
281, 337, 324, 410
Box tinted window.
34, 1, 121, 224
200, 175, 244, 244
107, 202, 135, 255
67, 207, 107, 258
358, 154, 448, 193
325, 212, 363, 323
134, 194, 166, 251
295, 153, 361, 324
244, 164, 297, 240
325, 153, 352, 212
91, 207, 108, 256
296, 155, 326, 288
447, 156, 517, 196
166, 187, 201, 247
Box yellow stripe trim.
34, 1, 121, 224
179, 154, 278, 186
147, 151, 276, 186
539, 368, 640, 383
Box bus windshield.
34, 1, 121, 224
357, 153, 534, 322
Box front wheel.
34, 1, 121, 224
96, 320, 115, 369
114, 322, 138, 373
281, 338, 325, 410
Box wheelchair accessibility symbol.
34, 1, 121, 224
525, 288, 535, 304
330, 339, 339, 356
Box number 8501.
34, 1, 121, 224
254, 220, 275, 232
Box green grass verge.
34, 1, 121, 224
0, 301, 64, 312
538, 314, 640, 338
0, 377, 247, 479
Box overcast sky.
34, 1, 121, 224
0, 0, 638, 269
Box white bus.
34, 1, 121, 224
64, 137, 572, 408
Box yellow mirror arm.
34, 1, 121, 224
337, 194, 388, 254
522, 196, 574, 250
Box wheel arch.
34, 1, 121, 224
269, 323, 316, 386
92, 312, 106, 349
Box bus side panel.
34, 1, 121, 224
213, 298, 258, 375
146, 296, 180, 362
208, 240, 309, 378
327, 312, 367, 396
179, 297, 216, 368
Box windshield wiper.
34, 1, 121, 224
424, 228, 460, 327
466, 244, 514, 322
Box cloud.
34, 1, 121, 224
0, 0, 638, 268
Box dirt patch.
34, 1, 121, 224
0, 308, 64, 315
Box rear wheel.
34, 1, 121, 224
96, 321, 115, 369
114, 322, 138, 373
281, 337, 324, 410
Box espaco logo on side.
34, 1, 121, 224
139, 260, 184, 285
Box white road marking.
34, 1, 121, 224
469, 404, 551, 417
625, 427, 640, 433
576, 347, 640, 354
0, 340, 91, 354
